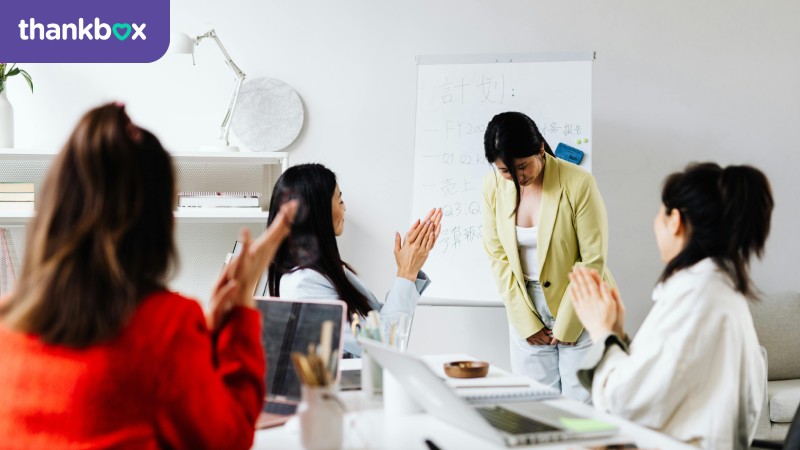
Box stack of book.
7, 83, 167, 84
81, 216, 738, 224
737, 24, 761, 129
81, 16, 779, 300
423, 355, 560, 405
177, 191, 261, 208
0, 183, 34, 212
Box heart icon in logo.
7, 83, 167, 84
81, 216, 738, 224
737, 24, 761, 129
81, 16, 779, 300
112, 23, 132, 41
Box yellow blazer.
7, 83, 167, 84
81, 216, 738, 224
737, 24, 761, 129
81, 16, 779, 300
482, 152, 615, 342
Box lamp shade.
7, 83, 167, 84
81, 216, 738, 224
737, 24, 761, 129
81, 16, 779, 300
167, 32, 196, 54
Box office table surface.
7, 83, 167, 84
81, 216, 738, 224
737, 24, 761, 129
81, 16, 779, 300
253, 354, 694, 450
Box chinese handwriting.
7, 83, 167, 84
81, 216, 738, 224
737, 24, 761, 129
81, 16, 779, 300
437, 74, 505, 106
437, 225, 483, 253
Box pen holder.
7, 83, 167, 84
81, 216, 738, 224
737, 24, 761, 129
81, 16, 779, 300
298, 385, 343, 450
360, 352, 383, 396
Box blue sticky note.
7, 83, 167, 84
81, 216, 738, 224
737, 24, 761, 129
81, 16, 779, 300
554, 143, 585, 165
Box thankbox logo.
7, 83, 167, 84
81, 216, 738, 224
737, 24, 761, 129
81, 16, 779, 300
19, 18, 147, 42
2, 0, 168, 63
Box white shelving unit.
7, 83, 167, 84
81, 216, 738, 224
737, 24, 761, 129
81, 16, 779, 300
0, 147, 288, 301
0, 148, 287, 221
0, 209, 270, 224
0, 210, 33, 224
0, 148, 289, 169
174, 208, 270, 223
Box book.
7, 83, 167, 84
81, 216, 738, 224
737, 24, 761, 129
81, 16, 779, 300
455, 385, 559, 405
179, 191, 262, 197
0, 183, 34, 193
0, 202, 34, 212
446, 374, 559, 404
423, 355, 559, 405
177, 191, 261, 208
0, 227, 20, 295
0, 192, 34, 201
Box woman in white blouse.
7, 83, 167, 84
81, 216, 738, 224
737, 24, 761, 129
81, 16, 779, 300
266, 163, 442, 357
570, 162, 773, 449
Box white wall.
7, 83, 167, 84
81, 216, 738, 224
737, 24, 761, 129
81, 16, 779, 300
8, 0, 799, 370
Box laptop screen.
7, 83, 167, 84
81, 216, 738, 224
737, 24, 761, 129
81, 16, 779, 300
226, 241, 345, 399
255, 299, 344, 401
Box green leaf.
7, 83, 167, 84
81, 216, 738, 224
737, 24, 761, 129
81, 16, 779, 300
20, 70, 33, 93
7, 68, 19, 77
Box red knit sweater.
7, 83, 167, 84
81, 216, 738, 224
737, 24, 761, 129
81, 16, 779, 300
0, 291, 265, 449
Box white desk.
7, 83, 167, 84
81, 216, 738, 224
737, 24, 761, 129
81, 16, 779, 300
253, 355, 694, 450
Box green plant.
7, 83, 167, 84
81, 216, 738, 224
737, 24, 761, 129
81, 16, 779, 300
0, 64, 34, 95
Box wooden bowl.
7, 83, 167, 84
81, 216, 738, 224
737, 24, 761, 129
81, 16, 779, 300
443, 360, 490, 378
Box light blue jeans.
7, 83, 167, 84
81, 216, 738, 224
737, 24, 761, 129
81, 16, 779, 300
509, 280, 592, 403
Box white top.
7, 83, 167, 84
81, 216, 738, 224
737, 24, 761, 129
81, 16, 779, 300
591, 259, 765, 449
279, 267, 430, 357
515, 226, 539, 281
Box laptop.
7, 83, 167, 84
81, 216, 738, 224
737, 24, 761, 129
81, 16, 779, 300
254, 297, 348, 428
360, 339, 619, 446
226, 241, 365, 392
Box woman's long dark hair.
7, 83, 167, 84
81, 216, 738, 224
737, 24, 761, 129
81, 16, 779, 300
0, 103, 177, 347
267, 164, 373, 318
659, 162, 773, 298
483, 111, 554, 211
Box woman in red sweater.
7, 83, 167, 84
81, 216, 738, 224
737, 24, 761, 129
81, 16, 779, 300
0, 103, 296, 449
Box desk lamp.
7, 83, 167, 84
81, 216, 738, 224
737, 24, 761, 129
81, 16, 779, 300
169, 30, 245, 151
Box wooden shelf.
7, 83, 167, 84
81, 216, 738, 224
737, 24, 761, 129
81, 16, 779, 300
0, 148, 288, 165
0, 208, 269, 224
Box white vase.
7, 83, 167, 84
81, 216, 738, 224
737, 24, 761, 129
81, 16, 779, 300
0, 89, 13, 148
297, 385, 343, 450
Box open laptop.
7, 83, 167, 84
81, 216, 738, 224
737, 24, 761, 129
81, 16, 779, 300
226, 240, 370, 392
254, 296, 348, 428
360, 339, 619, 446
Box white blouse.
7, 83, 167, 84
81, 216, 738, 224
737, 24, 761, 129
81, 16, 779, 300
585, 259, 764, 449
279, 267, 430, 357
515, 225, 539, 281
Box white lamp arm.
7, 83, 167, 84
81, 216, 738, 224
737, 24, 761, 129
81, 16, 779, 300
197, 30, 246, 79
195, 29, 246, 147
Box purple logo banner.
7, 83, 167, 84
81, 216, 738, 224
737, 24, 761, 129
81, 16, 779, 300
1, 0, 170, 63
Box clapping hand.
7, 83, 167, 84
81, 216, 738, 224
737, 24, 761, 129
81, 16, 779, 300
242, 201, 298, 294
569, 267, 625, 343
394, 208, 443, 281
207, 201, 298, 331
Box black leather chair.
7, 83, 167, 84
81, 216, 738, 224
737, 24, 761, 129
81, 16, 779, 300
752, 404, 800, 449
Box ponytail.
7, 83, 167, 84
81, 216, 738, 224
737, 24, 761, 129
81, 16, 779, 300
717, 166, 774, 296
659, 163, 773, 298
719, 166, 773, 261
